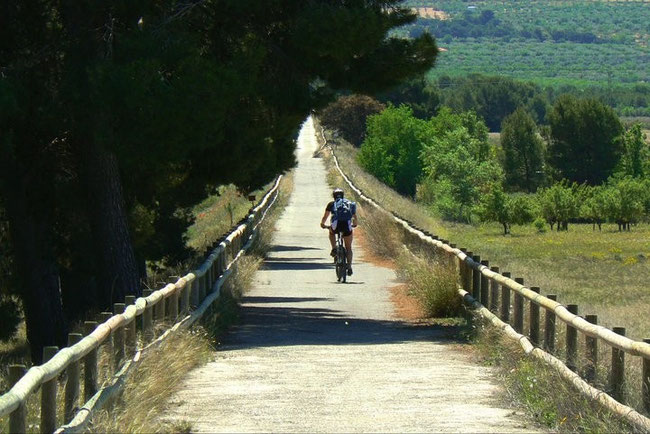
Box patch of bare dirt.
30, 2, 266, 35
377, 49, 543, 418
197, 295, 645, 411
413, 7, 449, 20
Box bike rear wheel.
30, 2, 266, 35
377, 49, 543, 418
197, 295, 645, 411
336, 246, 347, 283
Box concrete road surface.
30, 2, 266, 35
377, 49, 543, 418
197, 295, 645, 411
165, 117, 541, 433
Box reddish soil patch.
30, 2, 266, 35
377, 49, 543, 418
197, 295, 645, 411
354, 224, 395, 270
355, 225, 426, 322
390, 283, 426, 322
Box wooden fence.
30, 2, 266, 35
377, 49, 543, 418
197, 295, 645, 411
0, 175, 283, 433
322, 128, 650, 432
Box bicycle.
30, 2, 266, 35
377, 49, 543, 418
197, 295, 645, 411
323, 225, 355, 283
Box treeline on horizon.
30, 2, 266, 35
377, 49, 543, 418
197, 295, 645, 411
0, 1, 438, 361
319, 84, 650, 234
382, 75, 650, 130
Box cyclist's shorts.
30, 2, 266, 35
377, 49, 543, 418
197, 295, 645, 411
331, 219, 353, 237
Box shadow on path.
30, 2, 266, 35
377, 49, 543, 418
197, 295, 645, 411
269, 245, 321, 253
221, 295, 465, 350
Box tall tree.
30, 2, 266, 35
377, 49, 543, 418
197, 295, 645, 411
1, 0, 439, 361
547, 95, 623, 185
0, 1, 68, 360
500, 108, 545, 192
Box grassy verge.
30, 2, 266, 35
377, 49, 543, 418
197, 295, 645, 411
474, 322, 631, 433
318, 128, 645, 430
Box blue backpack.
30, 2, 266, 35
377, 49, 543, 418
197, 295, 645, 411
333, 198, 355, 221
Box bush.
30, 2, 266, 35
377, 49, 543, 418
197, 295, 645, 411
397, 252, 462, 318
319, 95, 386, 147
533, 217, 546, 233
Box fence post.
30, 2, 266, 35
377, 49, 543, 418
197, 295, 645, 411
459, 248, 467, 289
529, 287, 540, 347
489, 266, 499, 314
448, 244, 457, 270
154, 295, 165, 328
643, 338, 650, 412
9, 365, 27, 433
169, 289, 179, 321
500, 272, 511, 323
181, 282, 190, 314
472, 255, 481, 300
464, 251, 473, 292
142, 290, 153, 342
480, 260, 489, 307
545, 295, 557, 353
64, 333, 83, 423
124, 295, 137, 355
113, 303, 126, 371
585, 315, 598, 382
41, 346, 59, 434
199, 273, 207, 302
566, 304, 579, 372
513, 278, 524, 333
99, 311, 113, 373
610, 327, 626, 403
83, 321, 99, 402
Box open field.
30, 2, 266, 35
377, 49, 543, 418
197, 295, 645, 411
401, 0, 650, 92
329, 138, 650, 342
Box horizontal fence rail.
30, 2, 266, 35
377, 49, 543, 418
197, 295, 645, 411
319, 126, 650, 432
0, 175, 283, 433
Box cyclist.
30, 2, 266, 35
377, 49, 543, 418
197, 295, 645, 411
320, 188, 357, 275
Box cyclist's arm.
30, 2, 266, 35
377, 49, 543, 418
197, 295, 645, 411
351, 213, 358, 227
320, 210, 330, 228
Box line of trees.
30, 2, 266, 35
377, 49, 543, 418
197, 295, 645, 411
0, 1, 438, 360
347, 94, 650, 234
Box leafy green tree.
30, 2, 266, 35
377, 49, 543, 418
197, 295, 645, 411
419, 110, 503, 223
378, 77, 440, 119
618, 124, 649, 178
319, 95, 386, 147
547, 95, 624, 185
358, 105, 427, 196
605, 177, 645, 231
500, 108, 545, 192
537, 181, 579, 231
579, 186, 610, 231
478, 187, 535, 234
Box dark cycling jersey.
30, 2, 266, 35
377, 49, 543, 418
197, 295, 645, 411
326, 201, 354, 236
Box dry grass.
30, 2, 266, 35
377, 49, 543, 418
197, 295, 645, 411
396, 251, 463, 318
91, 329, 213, 433
474, 322, 632, 433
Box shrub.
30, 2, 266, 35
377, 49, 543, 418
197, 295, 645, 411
319, 95, 386, 147
533, 217, 546, 233
397, 252, 462, 318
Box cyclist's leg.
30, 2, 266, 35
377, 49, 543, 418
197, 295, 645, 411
328, 226, 336, 256
343, 223, 353, 271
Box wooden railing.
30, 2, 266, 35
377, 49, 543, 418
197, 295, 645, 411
322, 129, 650, 432
0, 175, 282, 433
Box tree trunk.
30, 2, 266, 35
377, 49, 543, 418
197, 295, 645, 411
4, 177, 67, 364
82, 143, 141, 307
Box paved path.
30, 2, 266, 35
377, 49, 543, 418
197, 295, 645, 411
166, 117, 540, 432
